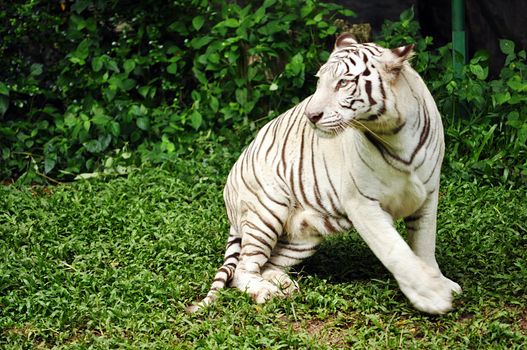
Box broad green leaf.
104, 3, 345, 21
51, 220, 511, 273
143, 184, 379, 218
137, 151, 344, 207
499, 39, 515, 55
253, 6, 266, 23
190, 110, 202, 130
103, 87, 116, 101
108, 75, 123, 90
110, 121, 121, 137
207, 53, 220, 64
300, 3, 314, 17
193, 67, 208, 85
506, 111, 521, 128
121, 78, 136, 91
69, 39, 91, 64
493, 91, 511, 106
92, 114, 111, 126
105, 59, 120, 73
0, 95, 9, 116
0, 82, 9, 95
71, 0, 90, 14
518, 124, 527, 145
235, 88, 247, 106
99, 134, 111, 151
64, 114, 77, 127
469, 64, 488, 80
263, 0, 276, 8
44, 155, 56, 174
223, 18, 239, 28
138, 86, 150, 98
192, 16, 205, 31
136, 117, 150, 131
189, 36, 213, 49
400, 7, 415, 22
168, 20, 189, 35
30, 63, 43, 76
2, 147, 10, 160
339, 9, 356, 17
285, 53, 305, 76
92, 56, 105, 72
507, 75, 527, 92
123, 59, 136, 74
167, 63, 178, 74
83, 140, 101, 153
210, 96, 219, 112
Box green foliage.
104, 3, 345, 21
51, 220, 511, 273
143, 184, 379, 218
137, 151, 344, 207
378, 8, 527, 186
1, 3, 525, 186
0, 0, 353, 182
1, 161, 526, 347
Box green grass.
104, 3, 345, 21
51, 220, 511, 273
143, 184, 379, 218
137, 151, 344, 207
1, 155, 526, 349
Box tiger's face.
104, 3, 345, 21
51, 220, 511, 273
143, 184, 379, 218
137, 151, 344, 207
305, 34, 414, 137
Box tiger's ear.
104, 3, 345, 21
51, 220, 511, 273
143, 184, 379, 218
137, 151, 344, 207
385, 44, 415, 79
334, 33, 358, 50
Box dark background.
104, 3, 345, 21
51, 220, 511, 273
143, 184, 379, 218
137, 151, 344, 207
339, 0, 527, 75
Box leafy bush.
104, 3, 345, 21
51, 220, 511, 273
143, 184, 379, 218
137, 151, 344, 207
1, 3, 525, 187
0, 0, 353, 182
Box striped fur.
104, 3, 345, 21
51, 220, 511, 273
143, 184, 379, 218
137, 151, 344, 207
189, 34, 461, 314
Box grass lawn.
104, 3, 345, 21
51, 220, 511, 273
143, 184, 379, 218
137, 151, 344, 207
1, 154, 526, 349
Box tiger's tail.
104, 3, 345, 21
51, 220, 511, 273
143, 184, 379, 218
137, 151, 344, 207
186, 235, 241, 313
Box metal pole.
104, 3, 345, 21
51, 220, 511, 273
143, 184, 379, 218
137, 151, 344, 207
452, 0, 467, 77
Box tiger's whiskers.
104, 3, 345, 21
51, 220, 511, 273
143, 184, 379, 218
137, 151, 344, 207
346, 119, 395, 148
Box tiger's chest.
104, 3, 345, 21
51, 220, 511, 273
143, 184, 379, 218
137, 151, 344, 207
344, 137, 431, 219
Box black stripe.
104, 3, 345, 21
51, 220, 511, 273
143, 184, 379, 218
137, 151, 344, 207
349, 171, 378, 202
224, 252, 240, 260
227, 237, 242, 247
245, 221, 277, 242
279, 244, 318, 253
364, 79, 375, 105
245, 231, 273, 251
213, 276, 227, 284
280, 104, 302, 172
363, 132, 409, 173
423, 144, 443, 184
271, 251, 305, 261
242, 251, 268, 258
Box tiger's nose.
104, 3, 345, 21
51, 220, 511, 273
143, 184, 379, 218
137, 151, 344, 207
306, 111, 323, 124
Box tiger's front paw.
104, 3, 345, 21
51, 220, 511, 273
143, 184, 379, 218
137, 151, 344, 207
397, 267, 461, 314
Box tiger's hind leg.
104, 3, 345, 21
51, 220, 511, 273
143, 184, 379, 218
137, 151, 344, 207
261, 235, 322, 295
231, 211, 286, 304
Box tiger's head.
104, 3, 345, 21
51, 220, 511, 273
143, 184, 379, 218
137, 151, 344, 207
305, 33, 414, 137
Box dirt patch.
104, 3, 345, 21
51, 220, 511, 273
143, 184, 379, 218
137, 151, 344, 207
292, 318, 326, 335
458, 311, 475, 322
3, 324, 37, 337
519, 310, 527, 332
283, 315, 348, 347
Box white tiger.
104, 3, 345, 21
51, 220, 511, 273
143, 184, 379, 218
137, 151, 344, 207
189, 33, 461, 314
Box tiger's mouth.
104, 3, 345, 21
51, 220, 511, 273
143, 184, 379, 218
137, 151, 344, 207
309, 123, 343, 138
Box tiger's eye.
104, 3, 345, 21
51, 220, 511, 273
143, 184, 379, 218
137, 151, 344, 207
338, 79, 350, 89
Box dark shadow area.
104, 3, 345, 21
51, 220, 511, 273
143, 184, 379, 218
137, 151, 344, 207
293, 233, 391, 284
